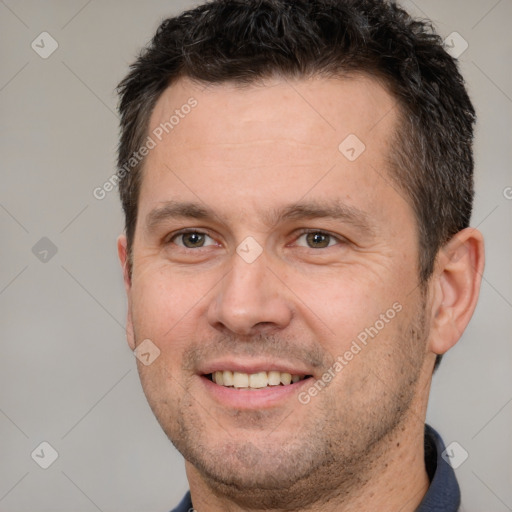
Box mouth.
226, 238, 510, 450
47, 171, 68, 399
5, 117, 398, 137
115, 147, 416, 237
198, 360, 317, 409
204, 370, 313, 389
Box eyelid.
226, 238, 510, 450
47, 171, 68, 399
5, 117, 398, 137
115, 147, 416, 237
165, 227, 348, 249
167, 228, 218, 247
292, 228, 348, 247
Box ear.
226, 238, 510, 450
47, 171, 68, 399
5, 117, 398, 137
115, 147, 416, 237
117, 234, 136, 350
427, 228, 485, 357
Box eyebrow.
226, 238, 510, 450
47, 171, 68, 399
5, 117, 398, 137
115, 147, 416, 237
145, 199, 375, 236
146, 201, 214, 231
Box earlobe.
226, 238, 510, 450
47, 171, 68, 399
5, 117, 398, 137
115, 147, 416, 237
428, 228, 485, 357
125, 306, 136, 351
117, 234, 136, 350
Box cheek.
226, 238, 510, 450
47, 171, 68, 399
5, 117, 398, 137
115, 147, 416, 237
289, 264, 402, 345
130, 271, 196, 417
130, 267, 199, 344
131, 277, 170, 333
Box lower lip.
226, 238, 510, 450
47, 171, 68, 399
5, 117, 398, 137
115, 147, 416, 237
200, 375, 313, 409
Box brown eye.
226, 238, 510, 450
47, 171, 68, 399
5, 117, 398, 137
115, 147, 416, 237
305, 232, 331, 248
295, 230, 343, 249
170, 231, 215, 248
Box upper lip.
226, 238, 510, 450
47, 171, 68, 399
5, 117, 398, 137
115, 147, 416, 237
198, 358, 315, 377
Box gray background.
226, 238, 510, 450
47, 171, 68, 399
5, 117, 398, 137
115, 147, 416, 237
0, 1, 511, 511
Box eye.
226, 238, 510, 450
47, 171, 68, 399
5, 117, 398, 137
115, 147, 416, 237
168, 230, 217, 249
294, 230, 344, 249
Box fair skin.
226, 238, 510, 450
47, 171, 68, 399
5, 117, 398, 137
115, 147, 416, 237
118, 75, 484, 512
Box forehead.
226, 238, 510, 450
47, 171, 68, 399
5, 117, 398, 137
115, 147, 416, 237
148, 74, 397, 150
138, 74, 407, 231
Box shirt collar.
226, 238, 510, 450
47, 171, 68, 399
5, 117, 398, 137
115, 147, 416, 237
415, 424, 460, 511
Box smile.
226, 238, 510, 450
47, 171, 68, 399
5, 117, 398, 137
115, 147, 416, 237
207, 370, 311, 389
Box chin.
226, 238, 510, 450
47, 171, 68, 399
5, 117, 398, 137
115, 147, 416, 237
176, 423, 333, 490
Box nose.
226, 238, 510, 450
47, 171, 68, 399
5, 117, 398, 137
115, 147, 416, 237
207, 248, 294, 337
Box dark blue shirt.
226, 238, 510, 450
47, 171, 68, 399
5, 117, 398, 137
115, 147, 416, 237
170, 424, 460, 512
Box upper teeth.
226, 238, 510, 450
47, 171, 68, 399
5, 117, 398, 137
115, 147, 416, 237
212, 371, 304, 388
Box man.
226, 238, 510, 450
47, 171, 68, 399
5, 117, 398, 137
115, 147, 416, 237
116, 0, 485, 510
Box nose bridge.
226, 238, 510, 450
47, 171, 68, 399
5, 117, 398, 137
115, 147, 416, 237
208, 247, 293, 335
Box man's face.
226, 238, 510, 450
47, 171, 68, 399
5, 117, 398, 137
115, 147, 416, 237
121, 75, 432, 501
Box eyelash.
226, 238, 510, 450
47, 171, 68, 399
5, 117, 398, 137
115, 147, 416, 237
166, 228, 346, 249
293, 229, 345, 248
167, 229, 217, 248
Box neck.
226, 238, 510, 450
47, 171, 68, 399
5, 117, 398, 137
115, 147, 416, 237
185, 407, 430, 512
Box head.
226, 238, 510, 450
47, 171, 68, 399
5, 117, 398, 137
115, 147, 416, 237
116, 0, 484, 507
